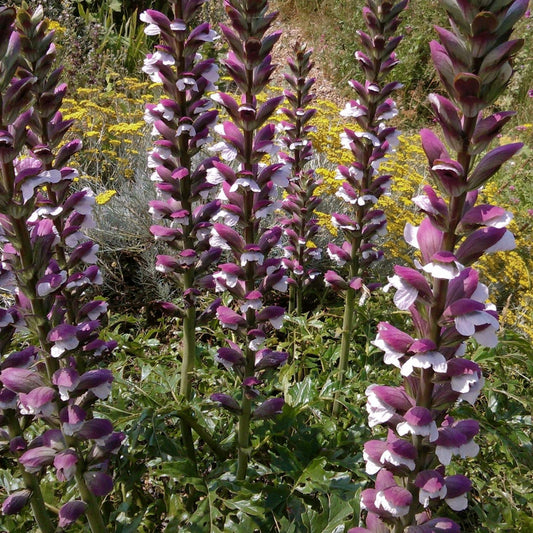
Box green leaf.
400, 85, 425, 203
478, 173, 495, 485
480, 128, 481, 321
301, 493, 353, 533
288, 376, 317, 407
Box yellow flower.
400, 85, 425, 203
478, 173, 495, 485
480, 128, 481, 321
48, 20, 65, 36
95, 190, 117, 205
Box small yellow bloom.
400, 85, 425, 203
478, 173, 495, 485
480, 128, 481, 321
95, 190, 117, 205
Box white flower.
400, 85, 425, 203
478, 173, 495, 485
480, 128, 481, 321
417, 258, 463, 280
380, 449, 415, 471
230, 177, 261, 193
454, 310, 499, 345
209, 141, 237, 161
383, 274, 418, 311
270, 165, 291, 187
375, 491, 410, 517
400, 351, 448, 377
176, 77, 198, 92
140, 11, 162, 35
451, 372, 485, 405
256, 201, 280, 219
240, 251, 264, 266
20, 169, 62, 204
419, 485, 447, 508
485, 229, 516, 253
446, 493, 468, 511
273, 276, 289, 292
365, 385, 397, 427
51, 336, 79, 359
340, 101, 366, 118
397, 419, 438, 442
176, 124, 196, 137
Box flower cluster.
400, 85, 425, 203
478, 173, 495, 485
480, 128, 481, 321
207, 0, 288, 480
278, 42, 322, 314
0, 6, 121, 530
326, 0, 407, 294
142, 0, 222, 469
328, 0, 407, 415
355, 0, 527, 530
143, 2, 221, 388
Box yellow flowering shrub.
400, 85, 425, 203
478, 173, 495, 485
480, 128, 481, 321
48, 20, 66, 37
378, 134, 427, 265
309, 98, 352, 168
62, 76, 154, 186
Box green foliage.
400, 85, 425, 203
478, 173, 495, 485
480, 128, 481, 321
74, 0, 149, 72
83, 297, 531, 532
3, 3, 530, 531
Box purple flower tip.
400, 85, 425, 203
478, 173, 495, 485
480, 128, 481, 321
84, 471, 113, 496
210, 393, 241, 414
2, 490, 31, 515
58, 500, 87, 528
252, 397, 284, 419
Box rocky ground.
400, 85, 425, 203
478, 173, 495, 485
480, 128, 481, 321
269, 5, 345, 106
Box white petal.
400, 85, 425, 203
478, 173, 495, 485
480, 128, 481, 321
446, 494, 468, 511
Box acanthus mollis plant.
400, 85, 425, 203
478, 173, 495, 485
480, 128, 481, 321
0, 6, 121, 531
208, 0, 289, 481
327, 0, 407, 415
141, 0, 222, 470
353, 0, 526, 531
278, 42, 322, 315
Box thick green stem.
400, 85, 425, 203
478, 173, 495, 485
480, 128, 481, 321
74, 471, 107, 532
24, 472, 55, 532
236, 393, 252, 480
296, 278, 303, 316
234, 58, 258, 481
177, 410, 228, 461
288, 284, 295, 314
180, 304, 198, 471
332, 284, 356, 416
180, 418, 197, 474
237, 304, 256, 480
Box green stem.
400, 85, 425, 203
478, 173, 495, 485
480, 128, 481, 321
180, 298, 198, 472
172, 0, 199, 472
234, 56, 258, 481
236, 302, 256, 480
24, 472, 55, 532
177, 410, 228, 461
236, 393, 252, 481
288, 284, 295, 314
74, 470, 107, 533
296, 280, 303, 317
332, 284, 356, 416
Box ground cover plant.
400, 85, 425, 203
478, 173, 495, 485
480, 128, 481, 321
1, 0, 532, 531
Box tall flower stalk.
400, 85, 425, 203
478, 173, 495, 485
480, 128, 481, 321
328, 0, 407, 416
141, 0, 221, 469
355, 0, 526, 530
208, 0, 289, 481
278, 42, 322, 315
0, 5, 120, 531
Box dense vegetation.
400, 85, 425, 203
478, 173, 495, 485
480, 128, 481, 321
0, 0, 531, 531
